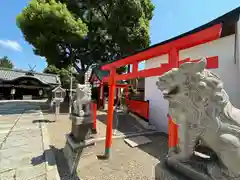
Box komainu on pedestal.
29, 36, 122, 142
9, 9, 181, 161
156, 58, 240, 180
63, 67, 95, 175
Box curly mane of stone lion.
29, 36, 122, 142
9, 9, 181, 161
156, 58, 240, 176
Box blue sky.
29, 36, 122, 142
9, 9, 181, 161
0, 0, 239, 72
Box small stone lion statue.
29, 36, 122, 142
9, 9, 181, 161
72, 83, 92, 116
72, 68, 92, 117
156, 58, 240, 178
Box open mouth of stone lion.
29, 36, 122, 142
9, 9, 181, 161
162, 86, 180, 99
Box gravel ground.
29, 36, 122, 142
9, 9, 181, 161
43, 109, 188, 180
50, 134, 188, 180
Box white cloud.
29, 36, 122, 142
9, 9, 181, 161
0, 40, 22, 52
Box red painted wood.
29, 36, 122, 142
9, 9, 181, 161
168, 115, 178, 148
92, 103, 97, 130
169, 48, 179, 67
205, 56, 219, 68
102, 56, 219, 82
132, 62, 138, 73
105, 70, 116, 149
126, 99, 149, 120
168, 48, 179, 148
101, 24, 222, 70
101, 23, 222, 153
168, 114, 173, 148
103, 65, 172, 82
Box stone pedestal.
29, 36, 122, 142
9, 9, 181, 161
63, 135, 95, 174
63, 114, 95, 175
69, 114, 93, 142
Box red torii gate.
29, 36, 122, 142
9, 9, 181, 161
101, 24, 222, 158
89, 72, 132, 108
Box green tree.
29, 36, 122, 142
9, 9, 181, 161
17, 0, 154, 74
43, 65, 77, 88
17, 0, 88, 69
0, 56, 14, 69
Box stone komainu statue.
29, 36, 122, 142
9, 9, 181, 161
156, 58, 240, 178
72, 68, 92, 117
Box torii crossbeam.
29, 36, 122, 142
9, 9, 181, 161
101, 24, 222, 158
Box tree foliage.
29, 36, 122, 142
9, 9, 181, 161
17, 0, 154, 73
17, 0, 88, 69
0, 56, 14, 69
43, 64, 77, 88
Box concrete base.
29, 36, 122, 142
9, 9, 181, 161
63, 134, 95, 175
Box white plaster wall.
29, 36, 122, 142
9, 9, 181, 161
145, 54, 169, 133
237, 16, 240, 72
145, 34, 240, 134
145, 55, 169, 69
180, 34, 240, 108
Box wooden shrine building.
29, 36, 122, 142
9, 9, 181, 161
0, 68, 61, 100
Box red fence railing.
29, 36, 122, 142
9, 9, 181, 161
126, 99, 149, 120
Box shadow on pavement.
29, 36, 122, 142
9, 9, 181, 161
135, 134, 189, 180
32, 145, 80, 179
31, 146, 56, 166
52, 145, 80, 180
97, 110, 145, 135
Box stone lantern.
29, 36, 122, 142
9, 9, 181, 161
10, 87, 16, 100
39, 89, 43, 97
51, 86, 66, 121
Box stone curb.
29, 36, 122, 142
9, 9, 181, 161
40, 122, 60, 180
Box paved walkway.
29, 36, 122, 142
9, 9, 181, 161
0, 102, 58, 180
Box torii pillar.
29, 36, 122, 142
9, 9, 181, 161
168, 48, 179, 151
104, 70, 116, 158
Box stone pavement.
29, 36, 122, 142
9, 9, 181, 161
0, 102, 59, 180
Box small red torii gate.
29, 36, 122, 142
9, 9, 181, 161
100, 24, 222, 158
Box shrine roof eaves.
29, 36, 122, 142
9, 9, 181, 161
0, 68, 61, 85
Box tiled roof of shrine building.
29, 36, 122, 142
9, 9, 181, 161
0, 68, 61, 86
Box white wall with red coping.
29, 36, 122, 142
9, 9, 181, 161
144, 34, 240, 133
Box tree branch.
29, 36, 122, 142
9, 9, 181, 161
95, 2, 109, 21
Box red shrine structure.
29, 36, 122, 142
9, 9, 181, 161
97, 6, 240, 158
100, 24, 221, 157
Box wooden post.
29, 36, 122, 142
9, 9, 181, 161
104, 70, 116, 158
132, 62, 138, 73
168, 48, 179, 149
92, 102, 97, 134
168, 114, 173, 148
